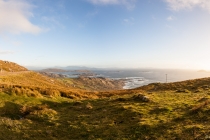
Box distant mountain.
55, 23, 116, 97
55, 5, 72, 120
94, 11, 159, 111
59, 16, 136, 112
53, 66, 98, 70
64, 66, 97, 70
27, 65, 133, 71
39, 68, 68, 72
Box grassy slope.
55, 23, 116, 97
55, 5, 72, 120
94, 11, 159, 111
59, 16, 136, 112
0, 60, 27, 72
0, 70, 127, 99
0, 89, 210, 139
0, 71, 66, 88
136, 77, 210, 92
0, 71, 100, 99
0, 61, 210, 139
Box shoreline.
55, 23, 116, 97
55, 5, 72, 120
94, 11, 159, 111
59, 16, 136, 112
39, 69, 210, 90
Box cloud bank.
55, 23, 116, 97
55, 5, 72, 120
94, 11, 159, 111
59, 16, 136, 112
165, 0, 210, 11
87, 0, 136, 9
0, 0, 42, 34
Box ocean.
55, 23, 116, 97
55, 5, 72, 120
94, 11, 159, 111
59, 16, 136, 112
59, 69, 210, 89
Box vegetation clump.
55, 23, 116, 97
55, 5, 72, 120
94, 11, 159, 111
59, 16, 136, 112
132, 93, 150, 102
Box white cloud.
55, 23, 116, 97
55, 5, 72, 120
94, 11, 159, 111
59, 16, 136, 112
0, 0, 42, 34
87, 0, 136, 9
164, 0, 210, 11
123, 17, 135, 25
167, 16, 175, 21
0, 50, 14, 54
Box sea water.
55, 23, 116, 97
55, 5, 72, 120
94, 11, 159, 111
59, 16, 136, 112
61, 69, 210, 89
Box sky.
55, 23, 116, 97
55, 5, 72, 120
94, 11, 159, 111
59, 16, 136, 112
1, 0, 210, 69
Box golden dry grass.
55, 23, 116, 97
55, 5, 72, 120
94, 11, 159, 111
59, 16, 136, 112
0, 60, 27, 72
0, 71, 100, 99
1, 60, 210, 139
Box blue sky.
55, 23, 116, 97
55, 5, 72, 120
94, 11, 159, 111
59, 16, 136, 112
1, 0, 210, 69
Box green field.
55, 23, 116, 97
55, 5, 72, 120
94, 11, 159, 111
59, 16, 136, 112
0, 89, 210, 140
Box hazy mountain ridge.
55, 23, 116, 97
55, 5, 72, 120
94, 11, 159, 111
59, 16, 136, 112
39, 68, 68, 72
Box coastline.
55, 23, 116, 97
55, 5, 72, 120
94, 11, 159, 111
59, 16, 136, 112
38, 71, 126, 91
38, 69, 210, 90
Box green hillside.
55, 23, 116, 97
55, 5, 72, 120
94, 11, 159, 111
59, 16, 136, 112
0, 90, 210, 139
0, 60, 210, 139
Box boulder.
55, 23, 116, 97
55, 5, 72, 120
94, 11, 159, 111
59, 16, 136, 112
133, 94, 150, 102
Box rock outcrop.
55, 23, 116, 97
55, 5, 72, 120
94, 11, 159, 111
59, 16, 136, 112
73, 76, 125, 91
38, 72, 67, 78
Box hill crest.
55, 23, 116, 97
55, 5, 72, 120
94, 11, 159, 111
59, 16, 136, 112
0, 60, 28, 72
